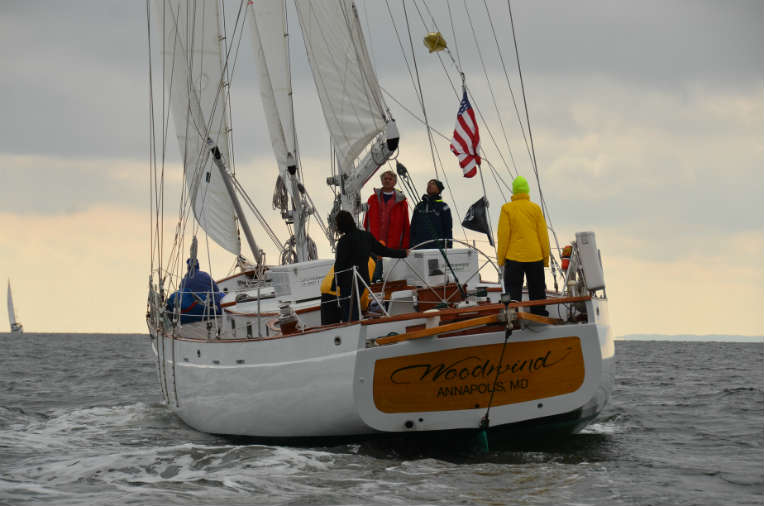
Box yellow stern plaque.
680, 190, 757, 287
373, 337, 585, 413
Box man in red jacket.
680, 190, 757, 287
363, 170, 410, 249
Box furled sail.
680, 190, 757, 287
155, 0, 240, 255
294, 0, 389, 173
248, 0, 315, 263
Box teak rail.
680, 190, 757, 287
374, 295, 589, 345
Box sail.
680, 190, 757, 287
247, 0, 296, 179
155, 0, 240, 255
294, 0, 388, 172
7, 280, 16, 326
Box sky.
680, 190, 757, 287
0, 0, 762, 336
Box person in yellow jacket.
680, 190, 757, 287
320, 258, 376, 325
496, 176, 551, 315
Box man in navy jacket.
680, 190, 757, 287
410, 179, 453, 249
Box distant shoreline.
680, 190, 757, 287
616, 334, 764, 343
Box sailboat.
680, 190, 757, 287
7, 280, 23, 334
145, 0, 614, 443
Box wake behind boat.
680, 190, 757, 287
145, 0, 614, 444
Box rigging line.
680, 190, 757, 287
506, 1, 561, 256
446, 0, 461, 70
231, 177, 283, 250
405, 3, 518, 184
463, 0, 520, 181
483, 158, 512, 197
381, 86, 451, 143
383, 80, 512, 194
412, 1, 461, 99
345, 3, 387, 118
428, 126, 470, 242
159, 0, 178, 280
482, 0, 534, 168
402, 0, 440, 180
220, 0, 250, 175
206, 0, 247, 162
361, 0, 376, 68
202, 231, 222, 337
469, 87, 517, 180
162, 1, 215, 227
417, 0, 460, 72
384, 0, 425, 113
410, 1, 502, 241
220, 0, 234, 174
147, 1, 158, 272
175, 0, 243, 180
303, 190, 330, 239
476, 155, 496, 253
486, 161, 508, 202
384, 85, 516, 205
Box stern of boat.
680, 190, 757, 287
352, 297, 614, 436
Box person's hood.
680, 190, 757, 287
374, 188, 406, 203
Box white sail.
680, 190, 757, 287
156, 0, 240, 255
7, 280, 15, 326
294, 0, 389, 172
248, 0, 296, 179
7, 280, 22, 333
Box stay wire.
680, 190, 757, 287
402, 0, 440, 181
483, 0, 534, 168
146, 1, 158, 274
411, 3, 519, 184
403, 1, 468, 242
507, 0, 562, 259
382, 86, 511, 201
406, 3, 469, 241
463, 0, 520, 181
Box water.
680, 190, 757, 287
1, 335, 762, 506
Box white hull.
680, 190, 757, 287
149, 297, 614, 439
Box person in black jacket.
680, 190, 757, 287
334, 210, 408, 322
410, 179, 453, 249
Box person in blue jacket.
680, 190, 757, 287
166, 258, 224, 323
410, 179, 453, 249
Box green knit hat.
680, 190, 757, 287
512, 176, 530, 194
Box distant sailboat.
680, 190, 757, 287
7, 280, 23, 334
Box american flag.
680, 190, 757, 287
449, 90, 481, 178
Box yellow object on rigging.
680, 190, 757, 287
423, 32, 447, 53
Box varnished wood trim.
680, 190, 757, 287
439, 323, 506, 338
516, 312, 564, 325
362, 295, 591, 326
375, 314, 500, 345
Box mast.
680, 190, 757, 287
207, 139, 264, 265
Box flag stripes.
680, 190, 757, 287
449, 91, 481, 178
